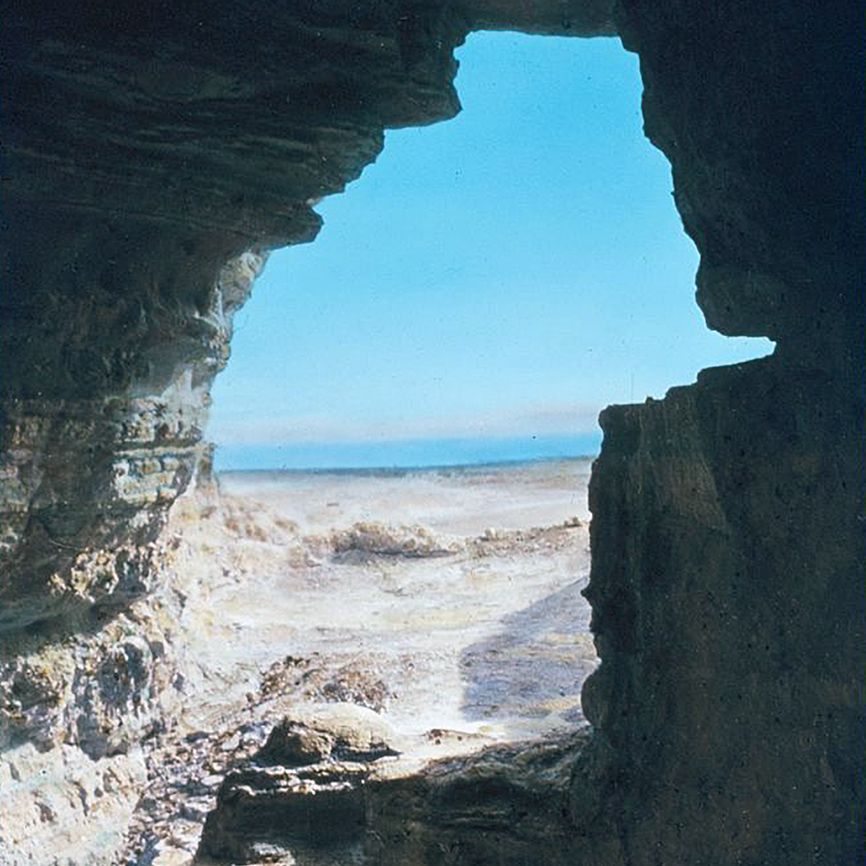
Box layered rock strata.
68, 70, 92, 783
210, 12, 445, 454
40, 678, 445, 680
199, 705, 588, 866
200, 704, 402, 863
0, 250, 265, 630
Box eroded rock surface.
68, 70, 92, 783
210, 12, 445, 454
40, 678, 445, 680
0, 251, 265, 631
578, 356, 864, 865
199, 704, 590, 866
257, 705, 404, 768
199, 704, 402, 863
0, 464, 593, 865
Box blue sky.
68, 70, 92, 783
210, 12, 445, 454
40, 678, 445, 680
210, 32, 772, 469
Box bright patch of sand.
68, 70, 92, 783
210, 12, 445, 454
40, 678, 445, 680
172, 459, 598, 742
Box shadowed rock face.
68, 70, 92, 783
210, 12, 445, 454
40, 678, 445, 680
581, 358, 864, 864
1, 0, 863, 864
571, 5, 864, 863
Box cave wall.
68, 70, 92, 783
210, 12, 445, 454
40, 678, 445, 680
1, 0, 862, 863
1, 1, 460, 629
575, 4, 864, 863
1, 0, 615, 631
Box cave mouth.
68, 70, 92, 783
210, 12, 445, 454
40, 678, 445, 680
2, 2, 857, 864
209, 32, 774, 477
187, 32, 774, 764
2, 2, 853, 863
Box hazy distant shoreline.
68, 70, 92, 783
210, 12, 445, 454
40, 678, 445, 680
214, 432, 602, 474
218, 453, 597, 479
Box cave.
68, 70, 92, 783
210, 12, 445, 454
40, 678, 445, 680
1, 2, 863, 865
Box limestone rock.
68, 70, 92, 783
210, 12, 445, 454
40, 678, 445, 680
257, 704, 402, 767
199, 703, 404, 863
329, 522, 460, 560
200, 726, 591, 865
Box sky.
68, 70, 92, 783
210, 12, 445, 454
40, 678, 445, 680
210, 32, 773, 470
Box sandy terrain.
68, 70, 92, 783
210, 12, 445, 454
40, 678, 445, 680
221, 459, 593, 537
121, 458, 598, 863
180, 459, 596, 738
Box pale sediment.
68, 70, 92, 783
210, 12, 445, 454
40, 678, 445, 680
2, 461, 597, 865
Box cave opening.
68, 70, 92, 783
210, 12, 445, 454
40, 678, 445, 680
2, 0, 858, 862
2, 3, 858, 863
179, 28, 775, 819
210, 32, 772, 474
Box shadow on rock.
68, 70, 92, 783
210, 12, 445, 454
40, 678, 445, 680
459, 578, 597, 727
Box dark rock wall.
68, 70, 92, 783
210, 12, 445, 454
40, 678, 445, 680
581, 359, 864, 865
573, 3, 864, 863
1, 0, 862, 862
618, 1, 865, 352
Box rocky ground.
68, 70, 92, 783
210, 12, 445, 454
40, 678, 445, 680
2, 459, 597, 865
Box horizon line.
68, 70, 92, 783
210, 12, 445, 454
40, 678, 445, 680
211, 431, 602, 473
212, 429, 603, 448
216, 452, 598, 476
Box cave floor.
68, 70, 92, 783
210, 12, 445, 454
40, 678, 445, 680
124, 459, 598, 864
